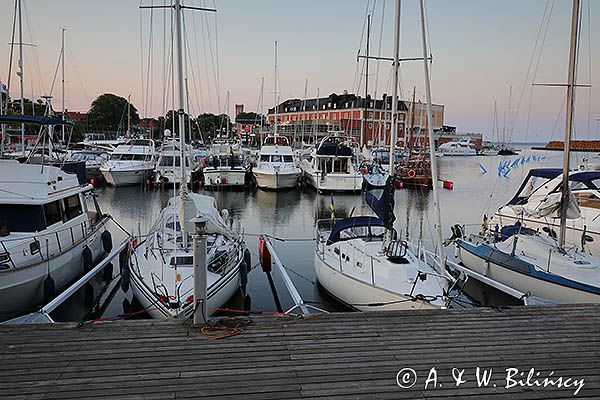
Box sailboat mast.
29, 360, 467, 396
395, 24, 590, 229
61, 28, 65, 142
174, 0, 186, 193
273, 41, 278, 137
126, 94, 131, 136
419, 0, 446, 277
18, 0, 25, 156
388, 1, 400, 176
302, 78, 308, 145
362, 14, 371, 149
559, 0, 581, 248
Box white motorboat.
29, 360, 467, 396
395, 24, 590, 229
154, 138, 197, 186
100, 139, 157, 186
253, 135, 301, 190
0, 116, 111, 322
437, 140, 477, 156
300, 135, 363, 193
129, 193, 249, 320
202, 139, 250, 189
69, 150, 109, 180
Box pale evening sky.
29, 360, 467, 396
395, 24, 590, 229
1, 0, 598, 142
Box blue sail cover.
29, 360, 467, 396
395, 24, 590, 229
0, 114, 73, 126
364, 175, 396, 229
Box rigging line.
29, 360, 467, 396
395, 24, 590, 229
197, 6, 213, 112
585, 0, 592, 140
352, 0, 373, 94
139, 0, 144, 117
201, 0, 220, 111
212, 0, 221, 109
22, 0, 45, 97
160, 0, 168, 119
508, 0, 554, 143
65, 37, 90, 105
372, 0, 386, 102
4, 0, 18, 111
188, 3, 204, 113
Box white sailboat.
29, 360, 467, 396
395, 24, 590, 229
130, 0, 249, 320
0, 115, 112, 322
453, 0, 600, 304
314, 0, 452, 311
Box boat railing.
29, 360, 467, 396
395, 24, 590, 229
0, 216, 106, 271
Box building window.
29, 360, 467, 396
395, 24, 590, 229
368, 123, 373, 129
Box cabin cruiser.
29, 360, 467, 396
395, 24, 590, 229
314, 178, 450, 311
100, 139, 157, 186
202, 139, 250, 189
437, 140, 477, 156
300, 136, 363, 193
0, 158, 111, 321
69, 150, 109, 180
129, 192, 249, 320
253, 135, 301, 190
492, 166, 600, 254
154, 139, 196, 186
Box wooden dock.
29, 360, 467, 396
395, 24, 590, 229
0, 304, 599, 399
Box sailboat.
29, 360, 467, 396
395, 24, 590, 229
129, 0, 249, 320
453, 0, 600, 304
314, 0, 452, 311
252, 41, 301, 190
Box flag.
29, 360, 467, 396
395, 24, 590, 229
329, 195, 335, 219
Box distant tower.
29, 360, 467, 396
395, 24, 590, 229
235, 104, 244, 118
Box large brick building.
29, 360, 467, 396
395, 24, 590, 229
266, 91, 445, 147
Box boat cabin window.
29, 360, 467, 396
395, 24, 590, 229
169, 256, 193, 266
110, 154, 121, 161
283, 155, 293, 163
0, 204, 46, 233
260, 155, 270, 162
271, 155, 282, 163
573, 192, 600, 209
338, 225, 387, 242
43, 201, 62, 226
63, 195, 83, 221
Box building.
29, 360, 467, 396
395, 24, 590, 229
266, 91, 445, 148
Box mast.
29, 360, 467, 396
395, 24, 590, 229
259, 76, 264, 145
361, 14, 371, 149
18, 0, 25, 156
388, 1, 400, 176
174, 0, 186, 194
301, 78, 308, 145
126, 94, 131, 136
273, 41, 278, 137
225, 90, 230, 136
419, 0, 446, 277
61, 27, 65, 142
559, 0, 581, 248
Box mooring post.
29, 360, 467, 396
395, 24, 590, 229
192, 215, 209, 325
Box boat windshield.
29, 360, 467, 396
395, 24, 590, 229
0, 204, 46, 233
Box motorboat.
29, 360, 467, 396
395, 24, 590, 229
154, 137, 197, 186
69, 150, 109, 180
0, 115, 112, 322
202, 139, 250, 189
253, 135, 301, 190
358, 160, 388, 189
300, 135, 363, 193
100, 139, 157, 186
437, 140, 477, 156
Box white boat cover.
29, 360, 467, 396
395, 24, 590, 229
511, 191, 581, 219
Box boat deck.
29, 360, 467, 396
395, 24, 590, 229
0, 304, 599, 399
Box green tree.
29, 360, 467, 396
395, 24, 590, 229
88, 93, 139, 134
196, 113, 232, 142
235, 111, 264, 125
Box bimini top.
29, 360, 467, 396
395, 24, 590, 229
0, 114, 73, 126
316, 137, 353, 157
327, 216, 387, 245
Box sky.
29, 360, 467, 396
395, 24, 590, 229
1, 0, 598, 142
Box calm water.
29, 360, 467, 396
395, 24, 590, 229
52, 146, 580, 322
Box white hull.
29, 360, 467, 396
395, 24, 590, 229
457, 243, 600, 304
101, 168, 153, 186
130, 256, 242, 320
203, 169, 246, 188
253, 170, 299, 190
314, 254, 438, 311
440, 149, 477, 156
0, 222, 107, 320
304, 171, 362, 192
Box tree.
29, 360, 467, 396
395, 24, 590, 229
235, 111, 264, 125
196, 113, 232, 142
88, 93, 139, 134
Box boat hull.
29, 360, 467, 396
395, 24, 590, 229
101, 168, 153, 186
0, 221, 108, 321
457, 240, 600, 304
314, 253, 438, 311
129, 254, 242, 320
253, 170, 299, 190
203, 169, 247, 189
304, 171, 362, 193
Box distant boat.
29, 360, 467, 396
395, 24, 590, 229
300, 135, 363, 193
154, 132, 197, 186
202, 138, 251, 189
253, 135, 301, 190
438, 140, 477, 156
100, 139, 157, 186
